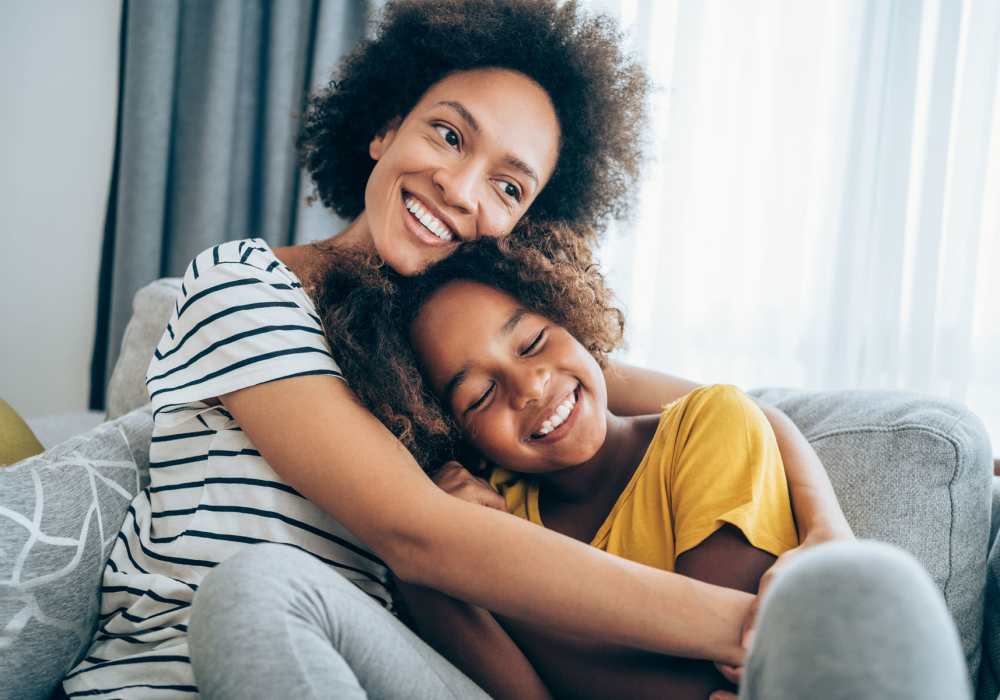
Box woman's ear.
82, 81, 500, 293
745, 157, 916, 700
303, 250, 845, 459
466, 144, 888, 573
369, 115, 403, 160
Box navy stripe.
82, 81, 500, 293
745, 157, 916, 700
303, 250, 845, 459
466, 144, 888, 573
105, 557, 118, 573
150, 429, 215, 443
149, 476, 303, 497
259, 368, 344, 385
166, 323, 174, 340
240, 246, 252, 263
148, 346, 334, 400
99, 604, 189, 625
153, 301, 300, 361
148, 324, 324, 384
151, 507, 197, 518
99, 622, 187, 638
266, 260, 280, 272
212, 245, 220, 265
100, 585, 189, 608
181, 281, 187, 296
115, 532, 150, 575
124, 506, 218, 568
208, 448, 261, 458
238, 240, 246, 253
63, 654, 191, 681
176, 277, 261, 319
68, 685, 197, 698
191, 256, 199, 279
270, 282, 303, 290
146, 503, 384, 568
148, 454, 209, 470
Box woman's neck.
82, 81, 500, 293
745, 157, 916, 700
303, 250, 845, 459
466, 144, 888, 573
537, 410, 660, 505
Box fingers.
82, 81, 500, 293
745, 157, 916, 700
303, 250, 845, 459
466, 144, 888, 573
431, 460, 508, 512
714, 661, 743, 684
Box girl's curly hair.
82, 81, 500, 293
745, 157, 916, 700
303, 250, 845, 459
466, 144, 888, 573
298, 0, 650, 234
310, 220, 625, 472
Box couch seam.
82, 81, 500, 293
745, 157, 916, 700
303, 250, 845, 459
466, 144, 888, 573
808, 419, 964, 605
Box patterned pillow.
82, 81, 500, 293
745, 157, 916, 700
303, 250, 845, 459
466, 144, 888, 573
0, 405, 152, 700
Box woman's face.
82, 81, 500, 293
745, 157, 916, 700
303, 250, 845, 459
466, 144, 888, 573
364, 68, 561, 276
410, 280, 608, 473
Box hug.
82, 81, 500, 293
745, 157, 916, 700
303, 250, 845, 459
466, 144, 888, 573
40, 1, 984, 698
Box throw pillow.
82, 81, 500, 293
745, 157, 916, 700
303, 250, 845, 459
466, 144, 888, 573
0, 404, 152, 700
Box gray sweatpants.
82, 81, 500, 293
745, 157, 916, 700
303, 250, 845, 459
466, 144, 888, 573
187, 539, 970, 699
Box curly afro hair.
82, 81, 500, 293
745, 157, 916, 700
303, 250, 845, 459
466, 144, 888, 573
298, 0, 651, 236
309, 220, 625, 473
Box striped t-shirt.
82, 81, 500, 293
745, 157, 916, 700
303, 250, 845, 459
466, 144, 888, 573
63, 238, 394, 699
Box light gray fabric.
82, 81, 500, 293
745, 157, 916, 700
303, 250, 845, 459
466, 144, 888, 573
98, 0, 367, 406
978, 479, 1000, 700
0, 405, 153, 700
742, 539, 971, 699
105, 278, 182, 419
746, 386, 994, 687
188, 543, 491, 699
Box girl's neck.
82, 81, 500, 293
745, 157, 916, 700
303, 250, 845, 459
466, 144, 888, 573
537, 410, 659, 505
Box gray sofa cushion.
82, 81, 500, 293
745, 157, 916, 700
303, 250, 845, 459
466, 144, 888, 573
105, 278, 182, 420
0, 405, 152, 700
747, 386, 993, 687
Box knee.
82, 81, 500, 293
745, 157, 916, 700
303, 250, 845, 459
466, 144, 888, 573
760, 539, 943, 621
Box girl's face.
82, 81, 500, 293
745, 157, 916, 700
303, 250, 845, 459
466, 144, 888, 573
363, 68, 561, 276
410, 280, 608, 473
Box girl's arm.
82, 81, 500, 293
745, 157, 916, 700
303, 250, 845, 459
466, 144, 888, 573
395, 580, 553, 700
603, 360, 853, 541
219, 374, 751, 665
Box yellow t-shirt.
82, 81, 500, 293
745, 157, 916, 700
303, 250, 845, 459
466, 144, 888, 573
490, 384, 799, 570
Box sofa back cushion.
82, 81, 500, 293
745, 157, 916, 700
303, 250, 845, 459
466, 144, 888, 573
105, 278, 182, 420
0, 405, 152, 700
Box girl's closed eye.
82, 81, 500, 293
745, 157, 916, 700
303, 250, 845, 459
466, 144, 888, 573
467, 382, 495, 414
521, 328, 546, 355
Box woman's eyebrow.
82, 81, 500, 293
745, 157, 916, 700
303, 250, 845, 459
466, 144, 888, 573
435, 100, 539, 186
442, 306, 530, 409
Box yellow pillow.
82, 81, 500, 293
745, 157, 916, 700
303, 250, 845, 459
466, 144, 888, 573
0, 399, 44, 466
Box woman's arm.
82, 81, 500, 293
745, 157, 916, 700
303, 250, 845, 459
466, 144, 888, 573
219, 374, 751, 665
603, 360, 853, 540
395, 580, 553, 700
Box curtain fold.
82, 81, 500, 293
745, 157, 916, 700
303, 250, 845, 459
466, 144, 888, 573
90, 0, 369, 410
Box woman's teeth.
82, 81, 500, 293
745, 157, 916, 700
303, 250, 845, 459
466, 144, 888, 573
404, 195, 454, 241
534, 390, 577, 437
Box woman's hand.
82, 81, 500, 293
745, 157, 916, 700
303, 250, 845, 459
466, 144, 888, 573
433, 460, 508, 512
710, 529, 856, 697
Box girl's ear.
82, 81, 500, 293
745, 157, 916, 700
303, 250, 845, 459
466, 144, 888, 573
369, 115, 403, 160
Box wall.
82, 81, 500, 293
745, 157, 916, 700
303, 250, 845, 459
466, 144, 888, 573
0, 0, 122, 418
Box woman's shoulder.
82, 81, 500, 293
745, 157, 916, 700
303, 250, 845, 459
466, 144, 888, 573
182, 238, 303, 288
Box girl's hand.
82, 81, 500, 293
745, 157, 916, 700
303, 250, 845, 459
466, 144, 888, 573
433, 460, 508, 512
711, 529, 856, 696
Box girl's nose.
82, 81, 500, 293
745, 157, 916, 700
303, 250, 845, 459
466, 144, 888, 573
511, 366, 550, 410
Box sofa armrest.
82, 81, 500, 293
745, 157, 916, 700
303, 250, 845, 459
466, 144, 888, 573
747, 386, 993, 686
105, 278, 183, 419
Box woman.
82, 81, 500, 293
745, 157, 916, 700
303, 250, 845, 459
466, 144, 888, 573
64, 1, 970, 699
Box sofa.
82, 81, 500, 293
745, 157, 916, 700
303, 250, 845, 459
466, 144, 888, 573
1, 277, 998, 700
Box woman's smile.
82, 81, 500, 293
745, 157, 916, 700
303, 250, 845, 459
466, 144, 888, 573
401, 189, 459, 247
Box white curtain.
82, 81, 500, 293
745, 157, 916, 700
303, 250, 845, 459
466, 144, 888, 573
588, 0, 1000, 456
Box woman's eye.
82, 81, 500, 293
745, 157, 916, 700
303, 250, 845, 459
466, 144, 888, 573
500, 181, 523, 202
467, 383, 495, 412
434, 124, 460, 149
520, 329, 545, 356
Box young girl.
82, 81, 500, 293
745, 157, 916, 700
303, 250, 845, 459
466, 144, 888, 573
314, 229, 800, 699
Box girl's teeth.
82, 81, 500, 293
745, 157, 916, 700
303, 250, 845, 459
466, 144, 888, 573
534, 391, 578, 437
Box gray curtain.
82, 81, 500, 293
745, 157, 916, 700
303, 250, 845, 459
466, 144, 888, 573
91, 0, 370, 409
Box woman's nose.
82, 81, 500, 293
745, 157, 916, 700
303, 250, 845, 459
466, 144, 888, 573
432, 160, 478, 215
